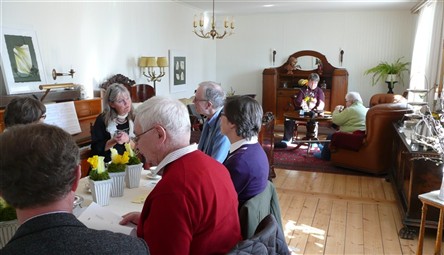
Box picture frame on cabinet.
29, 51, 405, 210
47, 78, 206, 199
0, 27, 47, 95
169, 50, 187, 93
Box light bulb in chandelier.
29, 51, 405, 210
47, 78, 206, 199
192, 0, 234, 40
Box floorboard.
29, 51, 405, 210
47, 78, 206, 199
273, 168, 441, 255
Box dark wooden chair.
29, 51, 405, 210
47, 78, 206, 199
100, 74, 155, 102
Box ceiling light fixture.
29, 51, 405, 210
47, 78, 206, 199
193, 0, 234, 39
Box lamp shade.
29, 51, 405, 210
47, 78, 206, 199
157, 57, 168, 67
138, 57, 148, 67
146, 57, 157, 67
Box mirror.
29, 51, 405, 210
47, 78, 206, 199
295, 56, 322, 71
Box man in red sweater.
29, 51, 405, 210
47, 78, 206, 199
120, 96, 241, 255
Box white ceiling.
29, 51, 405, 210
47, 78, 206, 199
176, 0, 418, 15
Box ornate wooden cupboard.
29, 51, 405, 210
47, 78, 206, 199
262, 50, 348, 124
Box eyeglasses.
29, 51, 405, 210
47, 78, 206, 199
134, 126, 156, 143
193, 97, 208, 103
40, 114, 47, 120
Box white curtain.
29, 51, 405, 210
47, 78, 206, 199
409, 0, 444, 108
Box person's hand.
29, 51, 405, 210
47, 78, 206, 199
120, 212, 141, 226
335, 105, 345, 112
114, 131, 130, 145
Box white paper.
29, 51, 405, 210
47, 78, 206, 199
78, 202, 137, 236
44, 101, 81, 135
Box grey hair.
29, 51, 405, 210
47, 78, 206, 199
198, 81, 226, 109
308, 73, 320, 82
102, 83, 134, 125
135, 96, 190, 147
346, 92, 363, 104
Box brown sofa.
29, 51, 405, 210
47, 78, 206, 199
369, 93, 407, 107
330, 103, 412, 175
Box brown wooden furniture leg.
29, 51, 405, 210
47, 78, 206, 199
417, 202, 427, 255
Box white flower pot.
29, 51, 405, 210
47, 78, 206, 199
89, 178, 112, 206
109, 172, 125, 197
0, 219, 18, 248
125, 163, 143, 189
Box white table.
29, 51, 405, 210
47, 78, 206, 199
74, 169, 159, 217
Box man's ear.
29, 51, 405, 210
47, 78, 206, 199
71, 165, 82, 192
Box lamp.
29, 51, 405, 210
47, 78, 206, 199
138, 56, 168, 93
193, 0, 234, 40
39, 83, 78, 102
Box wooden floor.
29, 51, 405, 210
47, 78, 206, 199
273, 168, 441, 255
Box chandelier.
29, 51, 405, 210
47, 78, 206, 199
193, 0, 234, 40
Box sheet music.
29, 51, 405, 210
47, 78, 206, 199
44, 101, 81, 135
78, 202, 137, 236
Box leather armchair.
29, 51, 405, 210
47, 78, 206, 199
330, 103, 412, 175
369, 93, 407, 107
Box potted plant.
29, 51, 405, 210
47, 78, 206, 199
124, 143, 143, 189
87, 155, 112, 206
0, 198, 18, 248
108, 148, 128, 197
364, 57, 410, 93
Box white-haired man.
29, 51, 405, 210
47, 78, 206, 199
120, 96, 241, 255
193, 81, 231, 162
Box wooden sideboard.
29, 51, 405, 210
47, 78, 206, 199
391, 123, 442, 233
263, 50, 348, 125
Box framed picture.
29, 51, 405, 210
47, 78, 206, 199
169, 50, 187, 93
1, 27, 46, 94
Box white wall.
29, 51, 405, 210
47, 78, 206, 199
2, 2, 416, 105
1, 2, 216, 99
216, 10, 416, 105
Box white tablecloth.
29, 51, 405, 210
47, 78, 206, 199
74, 169, 159, 217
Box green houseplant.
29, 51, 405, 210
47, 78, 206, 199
364, 57, 410, 90
0, 197, 18, 248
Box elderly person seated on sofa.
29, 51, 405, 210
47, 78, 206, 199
314, 92, 368, 160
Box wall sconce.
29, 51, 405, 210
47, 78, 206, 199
52, 68, 75, 80
138, 56, 168, 93
39, 83, 78, 102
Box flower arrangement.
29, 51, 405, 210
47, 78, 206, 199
107, 148, 129, 173
0, 198, 16, 222
125, 143, 141, 165
411, 106, 444, 165
87, 155, 110, 181
298, 79, 308, 86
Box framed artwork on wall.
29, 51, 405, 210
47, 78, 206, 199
1, 27, 46, 94
169, 50, 187, 93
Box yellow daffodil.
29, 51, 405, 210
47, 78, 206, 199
110, 148, 129, 164
125, 143, 141, 165
125, 143, 136, 157
87, 155, 99, 170
298, 79, 308, 86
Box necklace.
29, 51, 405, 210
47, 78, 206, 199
115, 113, 128, 125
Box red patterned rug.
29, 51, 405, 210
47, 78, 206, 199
273, 144, 371, 176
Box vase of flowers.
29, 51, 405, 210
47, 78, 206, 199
108, 148, 128, 197
411, 106, 444, 199
87, 155, 112, 206
124, 143, 143, 189
0, 198, 18, 248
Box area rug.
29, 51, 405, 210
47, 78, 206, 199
273, 144, 372, 176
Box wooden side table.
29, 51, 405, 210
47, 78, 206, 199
417, 190, 444, 255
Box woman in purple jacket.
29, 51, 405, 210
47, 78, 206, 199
221, 95, 269, 205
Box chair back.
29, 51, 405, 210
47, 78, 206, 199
238, 181, 284, 240
226, 214, 290, 255
369, 93, 407, 107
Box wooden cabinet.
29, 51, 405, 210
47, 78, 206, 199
391, 124, 442, 231
263, 50, 348, 125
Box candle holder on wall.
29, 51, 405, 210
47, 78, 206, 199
52, 68, 75, 80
